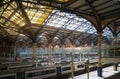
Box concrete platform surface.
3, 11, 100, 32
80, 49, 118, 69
69, 65, 120, 79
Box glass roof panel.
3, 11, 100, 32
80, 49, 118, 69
3, 0, 11, 3
37, 12, 50, 24
2, 9, 14, 18
4, 21, 18, 30
8, 1, 17, 9
44, 10, 97, 34
5, 28, 18, 35
24, 3, 53, 24
0, 28, 8, 37
1, 16, 21, 36
2, 2, 17, 18
118, 33, 120, 38
0, 18, 6, 24
58, 0, 69, 2
0, 4, 8, 15
10, 12, 25, 27
0, 2, 18, 30
26, 8, 52, 24
103, 27, 113, 38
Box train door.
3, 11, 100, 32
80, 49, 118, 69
56, 66, 62, 74
0, 67, 7, 71
17, 72, 25, 79
56, 66, 62, 79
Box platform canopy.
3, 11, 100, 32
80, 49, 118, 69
0, 0, 120, 46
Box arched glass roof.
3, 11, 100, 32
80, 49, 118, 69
103, 27, 113, 38
0, 0, 120, 45
117, 32, 120, 38
43, 10, 97, 34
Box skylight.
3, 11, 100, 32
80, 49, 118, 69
103, 27, 113, 38
44, 10, 96, 34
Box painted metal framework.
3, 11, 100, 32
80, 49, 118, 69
0, 0, 120, 46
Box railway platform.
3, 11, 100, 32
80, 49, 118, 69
69, 65, 120, 79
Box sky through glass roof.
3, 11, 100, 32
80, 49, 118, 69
43, 9, 120, 39
44, 10, 97, 34
103, 27, 113, 39
0, 1, 118, 42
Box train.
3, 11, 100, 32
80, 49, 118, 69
0, 63, 33, 71
0, 60, 98, 79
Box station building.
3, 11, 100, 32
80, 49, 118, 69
0, 0, 120, 79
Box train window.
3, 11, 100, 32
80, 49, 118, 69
35, 71, 46, 75
0, 75, 16, 79
90, 62, 98, 65
26, 72, 34, 78
1, 67, 7, 71
46, 69, 55, 74
27, 71, 46, 78
62, 67, 71, 71
77, 65, 84, 68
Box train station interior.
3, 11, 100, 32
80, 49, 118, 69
0, 0, 120, 79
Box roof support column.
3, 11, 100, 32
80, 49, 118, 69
13, 41, 17, 61
60, 38, 66, 58
112, 34, 119, 57
48, 44, 52, 65
112, 34, 118, 46
97, 31, 103, 77
71, 45, 75, 79
47, 36, 54, 65
32, 43, 38, 67
98, 32, 102, 67
61, 44, 65, 58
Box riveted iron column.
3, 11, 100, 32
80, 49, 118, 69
61, 44, 65, 58
71, 51, 74, 79
48, 44, 52, 65
14, 45, 16, 61
71, 45, 75, 79
32, 43, 38, 67
87, 60, 89, 79
97, 32, 102, 77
